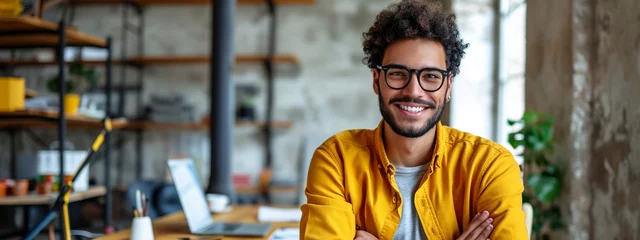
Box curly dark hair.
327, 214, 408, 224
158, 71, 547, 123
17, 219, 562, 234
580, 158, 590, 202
362, 0, 469, 76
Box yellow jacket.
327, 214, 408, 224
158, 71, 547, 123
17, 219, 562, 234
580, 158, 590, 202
300, 121, 528, 239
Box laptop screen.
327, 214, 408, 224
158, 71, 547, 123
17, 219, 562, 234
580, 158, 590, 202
168, 159, 213, 232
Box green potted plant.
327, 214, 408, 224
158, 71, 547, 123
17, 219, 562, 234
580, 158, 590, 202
46, 61, 98, 114
507, 110, 564, 240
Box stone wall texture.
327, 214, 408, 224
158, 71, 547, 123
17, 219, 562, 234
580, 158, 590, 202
527, 0, 640, 238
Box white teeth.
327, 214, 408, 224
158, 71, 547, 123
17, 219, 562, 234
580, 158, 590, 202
399, 105, 425, 113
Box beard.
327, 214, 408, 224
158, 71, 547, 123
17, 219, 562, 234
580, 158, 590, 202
378, 92, 445, 138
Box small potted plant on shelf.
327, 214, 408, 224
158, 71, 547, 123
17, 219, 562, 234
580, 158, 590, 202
507, 109, 564, 240
46, 61, 98, 114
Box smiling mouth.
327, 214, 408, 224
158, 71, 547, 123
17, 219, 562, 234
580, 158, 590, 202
397, 104, 427, 113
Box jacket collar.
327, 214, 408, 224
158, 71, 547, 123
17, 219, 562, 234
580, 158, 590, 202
374, 120, 448, 174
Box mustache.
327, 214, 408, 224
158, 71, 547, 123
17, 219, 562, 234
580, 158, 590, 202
389, 97, 436, 108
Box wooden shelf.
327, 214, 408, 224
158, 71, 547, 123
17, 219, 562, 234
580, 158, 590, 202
0, 54, 298, 66
127, 54, 298, 65
0, 110, 128, 129
0, 186, 106, 206
63, 0, 315, 6
0, 59, 115, 66
0, 17, 107, 49
126, 120, 293, 130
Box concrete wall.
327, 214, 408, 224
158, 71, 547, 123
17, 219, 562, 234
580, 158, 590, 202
526, 0, 640, 238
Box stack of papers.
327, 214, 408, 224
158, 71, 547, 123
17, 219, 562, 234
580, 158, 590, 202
268, 228, 299, 240
257, 206, 302, 222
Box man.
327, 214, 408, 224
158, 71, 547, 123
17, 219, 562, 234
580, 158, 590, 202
300, 1, 528, 239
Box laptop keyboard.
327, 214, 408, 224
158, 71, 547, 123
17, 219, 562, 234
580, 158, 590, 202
202, 223, 242, 233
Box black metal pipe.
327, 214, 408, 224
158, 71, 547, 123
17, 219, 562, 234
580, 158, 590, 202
135, 7, 144, 180
207, 0, 235, 201
104, 37, 113, 233
9, 129, 16, 179
264, 0, 276, 169
57, 20, 67, 240
119, 4, 128, 117
260, 0, 276, 203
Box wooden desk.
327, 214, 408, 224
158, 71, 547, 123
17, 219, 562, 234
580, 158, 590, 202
96, 205, 300, 240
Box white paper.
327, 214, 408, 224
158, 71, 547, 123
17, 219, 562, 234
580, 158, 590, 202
268, 228, 299, 240
257, 206, 302, 222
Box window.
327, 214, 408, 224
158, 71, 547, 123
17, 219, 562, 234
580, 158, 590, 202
496, 0, 527, 165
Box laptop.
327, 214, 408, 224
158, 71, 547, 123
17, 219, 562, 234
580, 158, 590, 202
167, 159, 272, 237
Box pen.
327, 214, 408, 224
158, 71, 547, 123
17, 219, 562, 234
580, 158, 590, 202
141, 193, 146, 216
136, 189, 142, 216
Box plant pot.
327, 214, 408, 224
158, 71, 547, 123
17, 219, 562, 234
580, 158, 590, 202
11, 179, 29, 196
0, 181, 7, 198
36, 182, 53, 195
64, 93, 81, 114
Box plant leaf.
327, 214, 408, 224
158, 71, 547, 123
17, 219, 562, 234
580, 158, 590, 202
522, 193, 531, 203
528, 174, 560, 203
546, 206, 565, 230
507, 119, 518, 126
84, 69, 98, 87
535, 154, 549, 167
525, 127, 545, 151
522, 110, 538, 123
69, 62, 84, 75
539, 122, 554, 142
508, 133, 523, 149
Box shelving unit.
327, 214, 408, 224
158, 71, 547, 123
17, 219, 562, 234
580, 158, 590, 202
55, 0, 315, 6
0, 110, 128, 129
2, 2, 311, 234
126, 120, 293, 130
0, 54, 298, 66
0, 17, 107, 48
0, 186, 107, 206
126, 54, 298, 65
0, 15, 116, 238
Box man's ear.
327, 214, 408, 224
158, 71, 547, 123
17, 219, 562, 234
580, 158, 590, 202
373, 69, 380, 95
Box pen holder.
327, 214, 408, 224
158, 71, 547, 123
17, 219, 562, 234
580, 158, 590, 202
130, 216, 154, 240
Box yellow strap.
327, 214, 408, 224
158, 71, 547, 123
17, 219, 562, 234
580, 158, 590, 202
104, 118, 112, 131
62, 182, 73, 240
91, 132, 105, 151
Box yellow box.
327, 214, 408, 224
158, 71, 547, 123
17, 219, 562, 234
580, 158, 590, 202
0, 77, 25, 112
0, 1, 23, 17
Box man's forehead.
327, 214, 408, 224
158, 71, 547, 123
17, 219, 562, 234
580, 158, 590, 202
382, 39, 447, 69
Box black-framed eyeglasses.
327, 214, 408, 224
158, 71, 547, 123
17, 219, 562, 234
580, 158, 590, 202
376, 64, 450, 92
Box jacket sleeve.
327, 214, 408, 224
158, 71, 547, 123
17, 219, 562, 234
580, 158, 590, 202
300, 146, 356, 240
476, 151, 529, 240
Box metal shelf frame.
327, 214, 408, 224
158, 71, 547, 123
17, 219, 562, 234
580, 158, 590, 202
0, 18, 115, 238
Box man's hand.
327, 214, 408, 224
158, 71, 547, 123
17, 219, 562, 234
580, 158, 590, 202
457, 211, 494, 240
354, 230, 378, 240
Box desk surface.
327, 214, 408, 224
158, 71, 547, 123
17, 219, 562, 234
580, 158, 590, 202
96, 205, 300, 240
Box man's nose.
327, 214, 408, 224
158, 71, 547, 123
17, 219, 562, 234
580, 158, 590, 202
401, 72, 424, 97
